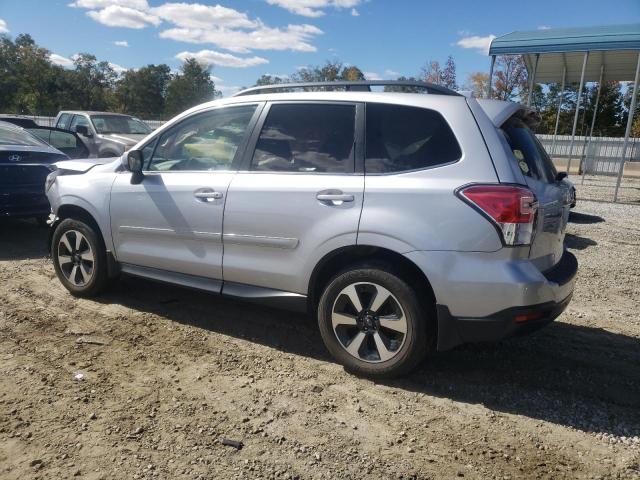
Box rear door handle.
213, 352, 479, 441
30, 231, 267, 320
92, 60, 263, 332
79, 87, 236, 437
194, 190, 223, 202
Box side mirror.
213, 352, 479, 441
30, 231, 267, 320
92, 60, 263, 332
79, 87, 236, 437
555, 171, 568, 182
75, 125, 92, 137
125, 150, 144, 184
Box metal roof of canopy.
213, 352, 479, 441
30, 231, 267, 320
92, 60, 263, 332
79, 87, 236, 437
489, 24, 640, 83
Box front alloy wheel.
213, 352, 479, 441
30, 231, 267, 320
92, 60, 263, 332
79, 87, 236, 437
52, 218, 108, 297
57, 230, 95, 287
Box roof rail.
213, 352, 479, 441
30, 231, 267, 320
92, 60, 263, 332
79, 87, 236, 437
233, 80, 462, 97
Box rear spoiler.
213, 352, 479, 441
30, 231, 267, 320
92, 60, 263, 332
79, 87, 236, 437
475, 99, 540, 129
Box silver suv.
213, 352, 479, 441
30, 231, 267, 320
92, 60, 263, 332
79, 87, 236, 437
54, 111, 153, 158
45, 81, 577, 377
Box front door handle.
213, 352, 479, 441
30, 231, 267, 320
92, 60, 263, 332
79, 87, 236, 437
194, 190, 223, 202
316, 190, 355, 205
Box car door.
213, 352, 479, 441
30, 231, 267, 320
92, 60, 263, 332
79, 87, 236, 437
69, 115, 97, 156
222, 101, 365, 295
26, 127, 90, 159
110, 103, 262, 287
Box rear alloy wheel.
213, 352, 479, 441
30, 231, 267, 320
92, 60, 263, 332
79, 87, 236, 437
318, 266, 429, 377
52, 218, 108, 297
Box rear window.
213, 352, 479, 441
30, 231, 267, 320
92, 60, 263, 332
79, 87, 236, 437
502, 116, 557, 183
365, 103, 461, 174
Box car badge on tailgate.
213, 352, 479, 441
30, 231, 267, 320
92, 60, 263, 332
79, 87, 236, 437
8, 154, 21, 162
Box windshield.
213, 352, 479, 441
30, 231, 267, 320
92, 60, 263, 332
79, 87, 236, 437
0, 123, 49, 147
502, 116, 557, 184
90, 115, 152, 135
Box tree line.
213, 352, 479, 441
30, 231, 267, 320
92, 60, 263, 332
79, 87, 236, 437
1, 33, 636, 136
0, 33, 220, 119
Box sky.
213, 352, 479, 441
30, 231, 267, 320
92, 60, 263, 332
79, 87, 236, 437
1, 0, 639, 96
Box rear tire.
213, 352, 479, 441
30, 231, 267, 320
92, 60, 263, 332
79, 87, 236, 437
317, 265, 430, 378
51, 218, 108, 297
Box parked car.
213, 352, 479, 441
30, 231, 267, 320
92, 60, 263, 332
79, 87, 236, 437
0, 121, 72, 224
54, 111, 152, 158
0, 115, 39, 128
45, 81, 577, 377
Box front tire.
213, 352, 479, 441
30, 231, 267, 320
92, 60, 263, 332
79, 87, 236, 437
51, 218, 108, 297
317, 266, 430, 378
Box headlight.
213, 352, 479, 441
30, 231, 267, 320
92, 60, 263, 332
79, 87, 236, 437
45, 168, 61, 193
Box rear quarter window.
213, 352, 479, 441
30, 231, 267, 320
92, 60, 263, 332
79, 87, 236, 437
365, 103, 461, 174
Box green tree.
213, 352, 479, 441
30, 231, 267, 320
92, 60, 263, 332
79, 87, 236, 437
71, 53, 117, 111
492, 55, 528, 102
115, 64, 171, 118
165, 58, 220, 117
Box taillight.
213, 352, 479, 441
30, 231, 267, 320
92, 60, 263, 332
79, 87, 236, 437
458, 185, 538, 246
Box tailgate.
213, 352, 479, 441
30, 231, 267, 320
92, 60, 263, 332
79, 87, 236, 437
499, 112, 570, 271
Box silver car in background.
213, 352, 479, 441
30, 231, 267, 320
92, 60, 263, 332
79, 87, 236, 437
54, 111, 153, 158
45, 81, 577, 378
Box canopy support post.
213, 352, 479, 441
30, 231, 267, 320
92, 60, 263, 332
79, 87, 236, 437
487, 55, 496, 99
526, 53, 539, 107
614, 51, 640, 202
566, 51, 589, 174
581, 64, 604, 185
550, 64, 567, 157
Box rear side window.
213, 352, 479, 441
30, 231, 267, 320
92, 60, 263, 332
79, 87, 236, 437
502, 116, 557, 183
365, 103, 461, 173
251, 103, 355, 173
56, 113, 71, 130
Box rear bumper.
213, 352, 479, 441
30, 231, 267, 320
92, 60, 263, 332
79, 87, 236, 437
436, 293, 573, 350
403, 248, 578, 351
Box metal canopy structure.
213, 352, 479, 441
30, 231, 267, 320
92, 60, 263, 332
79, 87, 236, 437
487, 24, 640, 201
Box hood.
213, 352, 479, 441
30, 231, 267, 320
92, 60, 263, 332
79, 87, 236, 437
99, 133, 147, 146
53, 157, 111, 173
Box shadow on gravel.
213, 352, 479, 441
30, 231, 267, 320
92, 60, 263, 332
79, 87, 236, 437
568, 212, 605, 224
3, 223, 639, 439
98, 275, 640, 440
0, 218, 48, 261
565, 233, 598, 250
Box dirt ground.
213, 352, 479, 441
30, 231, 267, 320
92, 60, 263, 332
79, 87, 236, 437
1, 187, 639, 479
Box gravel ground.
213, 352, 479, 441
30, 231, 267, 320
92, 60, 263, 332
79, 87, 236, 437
0, 188, 639, 479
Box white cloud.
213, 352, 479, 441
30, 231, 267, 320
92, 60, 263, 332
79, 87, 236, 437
87, 5, 161, 28
50, 53, 75, 67
350, 8, 359, 16
152, 3, 256, 29
71, 1, 324, 54
538, 25, 551, 30
266, 0, 361, 17
114, 40, 129, 47
364, 71, 382, 80
384, 69, 399, 78
176, 49, 269, 68
0, 18, 8, 34
160, 23, 322, 53
69, 0, 149, 8
456, 34, 496, 55
109, 62, 128, 73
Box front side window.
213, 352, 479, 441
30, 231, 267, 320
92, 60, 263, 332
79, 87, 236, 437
146, 104, 257, 172
69, 115, 91, 133
365, 103, 461, 173
251, 103, 356, 173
